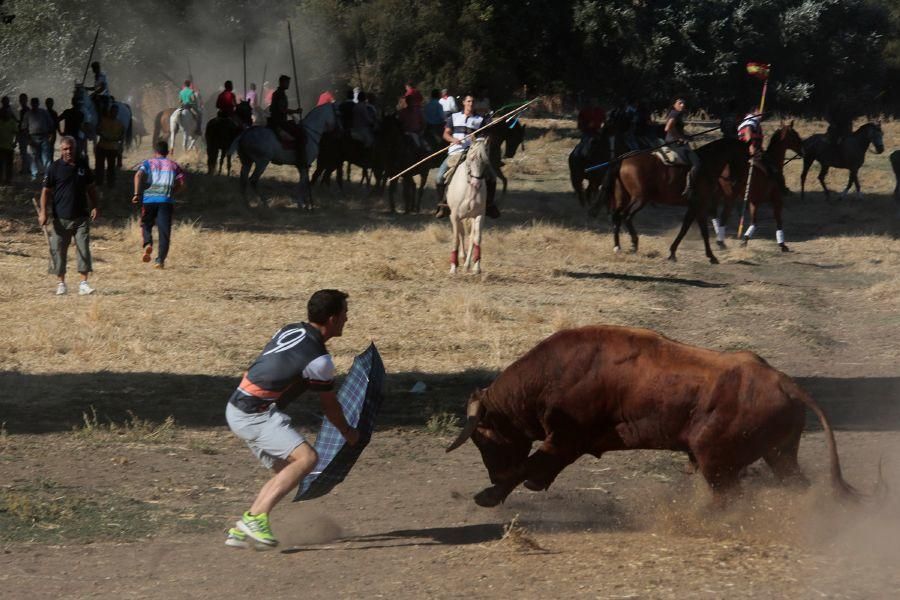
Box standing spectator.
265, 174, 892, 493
133, 140, 185, 269
424, 89, 445, 143
16, 93, 30, 176
439, 88, 458, 119
45, 98, 59, 160
25, 97, 54, 180
95, 104, 124, 188
37, 136, 99, 296
58, 97, 86, 160
0, 97, 17, 185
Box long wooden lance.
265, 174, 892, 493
584, 111, 769, 174
287, 21, 302, 110
243, 40, 247, 99
737, 77, 770, 238
388, 97, 540, 183
81, 27, 100, 86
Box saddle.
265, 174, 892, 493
653, 145, 690, 167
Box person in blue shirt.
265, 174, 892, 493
132, 140, 185, 269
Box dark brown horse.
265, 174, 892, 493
591, 137, 746, 264
486, 119, 525, 195
715, 122, 803, 251
800, 122, 884, 201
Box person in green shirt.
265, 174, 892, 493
178, 80, 201, 135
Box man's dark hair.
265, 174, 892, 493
431, 89, 440, 99
308, 289, 348, 324
29, 97, 39, 107
154, 140, 170, 156
92, 61, 100, 69
357, 91, 367, 102
224, 80, 233, 90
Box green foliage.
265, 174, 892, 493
1, 0, 895, 113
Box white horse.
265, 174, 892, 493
234, 102, 339, 209
169, 108, 203, 154
448, 138, 491, 274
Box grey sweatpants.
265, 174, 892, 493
49, 216, 92, 276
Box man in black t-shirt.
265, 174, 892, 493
37, 136, 99, 295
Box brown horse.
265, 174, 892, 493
590, 137, 747, 264
715, 122, 803, 251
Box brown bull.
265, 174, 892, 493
447, 325, 859, 507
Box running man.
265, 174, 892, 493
133, 140, 185, 269
224, 289, 359, 549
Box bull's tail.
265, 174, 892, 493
782, 380, 862, 501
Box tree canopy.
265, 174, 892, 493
1, 0, 896, 115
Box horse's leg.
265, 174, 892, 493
497, 169, 508, 197
800, 158, 812, 201
741, 203, 759, 246
773, 196, 789, 252
297, 166, 312, 210
471, 215, 483, 274
695, 204, 718, 265
851, 169, 861, 198
416, 173, 426, 213
669, 205, 697, 262
449, 216, 460, 274
240, 158, 252, 207
250, 160, 269, 208
624, 212, 639, 253
225, 152, 232, 177
818, 164, 831, 200
612, 209, 624, 253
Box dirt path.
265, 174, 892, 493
1, 118, 898, 598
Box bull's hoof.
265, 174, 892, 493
523, 479, 546, 492
779, 243, 791, 253
473, 486, 506, 507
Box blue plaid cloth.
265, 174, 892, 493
294, 343, 385, 501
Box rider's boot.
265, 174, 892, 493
485, 180, 500, 219
433, 183, 449, 218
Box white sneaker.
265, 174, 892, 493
78, 281, 95, 295
55, 282, 67, 295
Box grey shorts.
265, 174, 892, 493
225, 402, 307, 469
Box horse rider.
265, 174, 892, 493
433, 93, 500, 219
268, 74, 306, 165
719, 99, 739, 140
826, 103, 853, 153
86, 61, 111, 117
403, 82, 424, 110
216, 81, 238, 120
338, 89, 356, 132
179, 80, 202, 135
575, 97, 605, 158
739, 106, 789, 193
664, 97, 701, 200
350, 91, 376, 149
245, 82, 259, 122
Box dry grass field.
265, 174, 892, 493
0, 117, 898, 598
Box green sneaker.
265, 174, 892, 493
225, 527, 249, 549
237, 512, 278, 547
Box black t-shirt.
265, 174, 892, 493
59, 108, 84, 137
43, 159, 94, 220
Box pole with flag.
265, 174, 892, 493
737, 61, 770, 239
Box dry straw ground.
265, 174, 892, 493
0, 117, 898, 598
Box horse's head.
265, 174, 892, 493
775, 120, 803, 156
867, 122, 884, 154
504, 121, 525, 158
466, 138, 490, 179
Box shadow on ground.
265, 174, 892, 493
2, 371, 898, 434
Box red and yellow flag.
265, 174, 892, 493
746, 62, 770, 80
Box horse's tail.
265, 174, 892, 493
591, 160, 620, 217
125, 105, 134, 150
152, 110, 163, 144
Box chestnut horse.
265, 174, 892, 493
714, 122, 803, 251
590, 137, 746, 264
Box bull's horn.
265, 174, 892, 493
445, 398, 483, 452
